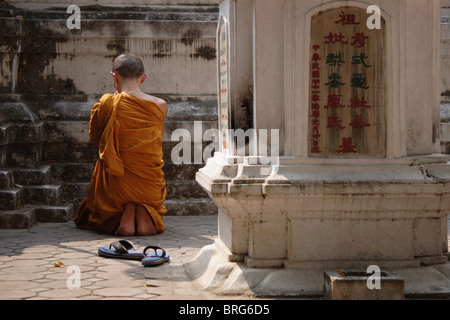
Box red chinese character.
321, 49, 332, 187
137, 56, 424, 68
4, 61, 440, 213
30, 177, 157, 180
350, 96, 371, 109
335, 11, 360, 25
311, 110, 320, 118
312, 94, 321, 102
324, 32, 348, 44
311, 118, 320, 126
312, 126, 321, 140
350, 32, 369, 48
349, 115, 371, 129
327, 116, 346, 129
324, 94, 346, 109
313, 44, 320, 51
337, 137, 357, 154
312, 70, 320, 78
312, 63, 320, 70
311, 103, 320, 110
312, 53, 321, 62
312, 79, 320, 90
311, 140, 321, 154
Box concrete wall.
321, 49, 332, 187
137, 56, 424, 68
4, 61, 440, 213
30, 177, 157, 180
0, 3, 218, 97
7, 0, 221, 8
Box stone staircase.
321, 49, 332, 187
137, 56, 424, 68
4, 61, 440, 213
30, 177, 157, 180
0, 1, 219, 228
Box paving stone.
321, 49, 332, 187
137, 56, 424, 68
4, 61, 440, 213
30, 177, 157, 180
97, 262, 143, 272
38, 288, 91, 299
7, 252, 55, 260
0, 281, 40, 290
93, 287, 146, 297
56, 251, 97, 259
95, 279, 145, 288
0, 273, 43, 281
1, 265, 49, 273
134, 293, 159, 299
0, 290, 37, 299
3, 259, 49, 267
150, 294, 203, 300
96, 271, 145, 281
41, 280, 83, 289
146, 285, 173, 295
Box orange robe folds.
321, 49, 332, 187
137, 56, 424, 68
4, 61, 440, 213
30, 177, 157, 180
74, 92, 167, 234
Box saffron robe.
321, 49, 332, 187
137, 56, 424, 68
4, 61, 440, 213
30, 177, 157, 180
74, 92, 167, 234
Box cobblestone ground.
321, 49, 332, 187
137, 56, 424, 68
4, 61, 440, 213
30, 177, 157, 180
1, 216, 450, 300
0, 216, 248, 300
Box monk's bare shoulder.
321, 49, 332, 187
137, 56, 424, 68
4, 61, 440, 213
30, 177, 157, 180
143, 93, 168, 117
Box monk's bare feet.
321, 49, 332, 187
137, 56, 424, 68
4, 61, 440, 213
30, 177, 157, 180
136, 205, 156, 236
116, 203, 136, 236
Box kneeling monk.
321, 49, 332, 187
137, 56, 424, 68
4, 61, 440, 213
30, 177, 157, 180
74, 53, 168, 236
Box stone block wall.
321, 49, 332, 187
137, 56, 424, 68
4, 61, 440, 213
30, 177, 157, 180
0, 0, 219, 228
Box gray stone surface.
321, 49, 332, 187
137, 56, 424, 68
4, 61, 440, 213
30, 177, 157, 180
0, 208, 36, 229
1, 215, 450, 299
0, 216, 239, 300
442, 103, 450, 123
323, 270, 405, 300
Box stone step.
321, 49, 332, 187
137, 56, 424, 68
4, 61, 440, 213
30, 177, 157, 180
165, 180, 209, 199
0, 207, 36, 229
62, 180, 210, 199
163, 163, 205, 181
40, 99, 218, 163
0, 188, 23, 210
34, 204, 74, 223
164, 198, 217, 216
43, 141, 98, 163
0, 169, 13, 189
46, 161, 205, 182
37, 96, 217, 121
43, 138, 217, 164
163, 141, 216, 164
42, 113, 217, 141
13, 165, 51, 185
0, 124, 12, 146
0, 5, 219, 21
62, 182, 89, 213
50, 162, 96, 183
2, 1, 220, 9
62, 182, 90, 201
166, 100, 218, 121
1, 143, 43, 168
443, 9, 450, 20
22, 185, 62, 205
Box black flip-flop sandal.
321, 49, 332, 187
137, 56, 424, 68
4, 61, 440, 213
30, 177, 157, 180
98, 240, 144, 260
141, 246, 170, 267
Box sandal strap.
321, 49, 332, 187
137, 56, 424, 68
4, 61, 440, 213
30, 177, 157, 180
143, 245, 166, 258
110, 240, 134, 254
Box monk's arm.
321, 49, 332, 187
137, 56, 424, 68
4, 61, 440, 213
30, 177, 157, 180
89, 102, 102, 147
89, 94, 114, 147
159, 100, 168, 134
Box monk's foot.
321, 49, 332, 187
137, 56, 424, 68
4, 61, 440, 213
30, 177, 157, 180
116, 203, 136, 236
136, 205, 156, 236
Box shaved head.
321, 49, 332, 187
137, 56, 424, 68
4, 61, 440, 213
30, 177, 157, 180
112, 53, 145, 79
